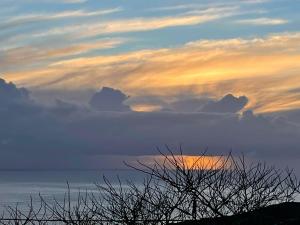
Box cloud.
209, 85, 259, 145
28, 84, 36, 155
0, 79, 299, 170
201, 94, 248, 113
0, 8, 122, 31
0, 38, 126, 71
169, 98, 211, 112
236, 17, 288, 25
0, 5, 236, 73
0, 78, 30, 104
6, 0, 88, 4
6, 32, 300, 113
12, 8, 121, 22
268, 108, 300, 124
89, 87, 131, 112
127, 93, 248, 113
51, 99, 81, 116
150, 0, 268, 12
22, 6, 237, 40
160, 94, 248, 113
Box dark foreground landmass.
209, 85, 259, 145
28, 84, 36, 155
172, 202, 300, 225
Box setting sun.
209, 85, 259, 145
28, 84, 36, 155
177, 155, 229, 170
134, 155, 229, 170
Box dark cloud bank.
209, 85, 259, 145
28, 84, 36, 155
0, 78, 300, 170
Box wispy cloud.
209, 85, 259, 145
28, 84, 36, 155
7, 0, 88, 4
236, 17, 288, 25
0, 38, 126, 71
0, 5, 237, 51
4, 32, 300, 113
82, 14, 222, 36
151, 0, 269, 11
30, 6, 238, 39
0, 7, 122, 30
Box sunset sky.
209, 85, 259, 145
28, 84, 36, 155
0, 0, 300, 170
1, 0, 300, 112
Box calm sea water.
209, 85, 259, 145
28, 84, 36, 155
1, 169, 299, 216
0, 170, 144, 213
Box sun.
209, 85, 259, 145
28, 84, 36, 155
135, 154, 229, 170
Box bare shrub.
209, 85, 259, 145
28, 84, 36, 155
40, 184, 98, 225
129, 147, 300, 219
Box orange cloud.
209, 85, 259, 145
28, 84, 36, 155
0, 38, 126, 71
4, 33, 300, 113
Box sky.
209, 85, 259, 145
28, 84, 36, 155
0, 0, 300, 170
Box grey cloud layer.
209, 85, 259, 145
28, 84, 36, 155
89, 87, 131, 112
201, 94, 248, 113
0, 79, 299, 169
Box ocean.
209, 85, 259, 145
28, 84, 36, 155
0, 170, 144, 214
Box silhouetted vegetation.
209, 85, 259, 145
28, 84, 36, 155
172, 202, 300, 225
1, 148, 300, 224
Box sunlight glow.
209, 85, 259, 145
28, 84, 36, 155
135, 155, 229, 170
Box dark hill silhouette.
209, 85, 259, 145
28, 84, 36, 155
173, 202, 300, 225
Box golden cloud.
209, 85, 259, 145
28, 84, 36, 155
0, 38, 126, 71
4, 33, 300, 113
